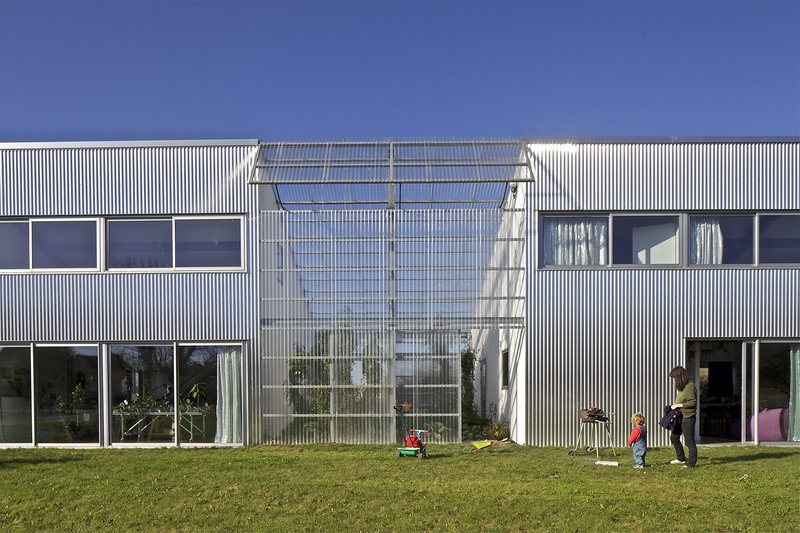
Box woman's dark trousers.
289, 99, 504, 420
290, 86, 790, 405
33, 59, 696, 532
670, 416, 697, 467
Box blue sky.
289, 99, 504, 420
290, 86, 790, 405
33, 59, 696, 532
0, 0, 798, 142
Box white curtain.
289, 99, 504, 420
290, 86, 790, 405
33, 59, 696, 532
690, 218, 724, 264
215, 347, 242, 443
789, 344, 800, 442
543, 217, 608, 266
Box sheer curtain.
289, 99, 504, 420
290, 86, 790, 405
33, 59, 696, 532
789, 344, 800, 442
543, 217, 608, 266
690, 218, 724, 264
215, 346, 243, 443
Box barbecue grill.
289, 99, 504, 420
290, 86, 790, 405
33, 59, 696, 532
569, 407, 617, 458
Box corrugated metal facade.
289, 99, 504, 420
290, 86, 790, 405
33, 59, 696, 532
0, 142, 263, 445
524, 141, 800, 447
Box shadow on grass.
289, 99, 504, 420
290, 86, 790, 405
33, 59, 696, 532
703, 450, 800, 464
0, 455, 85, 469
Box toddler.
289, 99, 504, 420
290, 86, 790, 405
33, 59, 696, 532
627, 412, 647, 468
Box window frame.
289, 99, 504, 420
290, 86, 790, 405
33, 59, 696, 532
105, 218, 174, 271
686, 213, 756, 268
539, 211, 800, 270
0, 219, 31, 271
173, 216, 246, 271
30, 218, 101, 272
539, 214, 609, 268
610, 213, 682, 267
756, 213, 800, 266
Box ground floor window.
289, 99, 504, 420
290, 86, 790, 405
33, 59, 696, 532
0, 343, 243, 446
688, 339, 800, 443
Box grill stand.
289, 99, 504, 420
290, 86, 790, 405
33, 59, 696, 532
569, 419, 617, 459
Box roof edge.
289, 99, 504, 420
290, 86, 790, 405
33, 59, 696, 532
0, 139, 260, 150
525, 136, 800, 144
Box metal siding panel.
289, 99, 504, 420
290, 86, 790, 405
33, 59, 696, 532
530, 142, 799, 212
0, 145, 256, 216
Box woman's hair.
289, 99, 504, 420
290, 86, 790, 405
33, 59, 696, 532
631, 412, 645, 426
669, 366, 691, 391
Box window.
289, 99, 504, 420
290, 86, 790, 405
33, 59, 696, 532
759, 215, 800, 264
0, 221, 29, 269
175, 218, 242, 268
110, 343, 244, 444
1, 216, 244, 271
689, 215, 754, 265
542, 216, 608, 266
0, 346, 32, 443
107, 220, 173, 268
35, 345, 99, 444
501, 349, 509, 389
179, 345, 243, 444
612, 215, 679, 265
32, 220, 98, 269
110, 345, 175, 443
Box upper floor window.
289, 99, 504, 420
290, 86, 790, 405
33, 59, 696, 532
612, 215, 679, 265
0, 216, 243, 271
759, 214, 800, 264
689, 215, 754, 265
1, 219, 100, 270
175, 218, 242, 268
107, 219, 173, 268
33, 220, 98, 269
541, 212, 798, 269
0, 221, 29, 269
541, 216, 608, 266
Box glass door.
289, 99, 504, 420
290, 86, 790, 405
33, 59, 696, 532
690, 340, 742, 443
742, 342, 756, 444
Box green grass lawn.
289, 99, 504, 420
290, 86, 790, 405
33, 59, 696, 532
0, 443, 798, 532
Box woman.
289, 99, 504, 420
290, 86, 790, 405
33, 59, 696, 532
669, 366, 697, 468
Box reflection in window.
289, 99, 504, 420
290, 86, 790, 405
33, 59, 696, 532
613, 215, 679, 265
0, 346, 32, 443
35, 346, 99, 444
0, 222, 29, 269
758, 343, 800, 442
179, 345, 242, 443
107, 220, 173, 268
689, 215, 754, 265
32, 220, 97, 269
759, 215, 800, 264
542, 216, 608, 266
175, 219, 242, 268
110, 345, 175, 443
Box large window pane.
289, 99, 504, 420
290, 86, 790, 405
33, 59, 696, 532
175, 219, 242, 268
759, 215, 800, 264
35, 346, 99, 444
107, 220, 173, 268
612, 215, 679, 265
32, 220, 97, 269
758, 343, 800, 442
689, 215, 754, 265
110, 345, 175, 443
542, 216, 608, 266
0, 222, 29, 269
178, 345, 242, 444
0, 346, 32, 443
